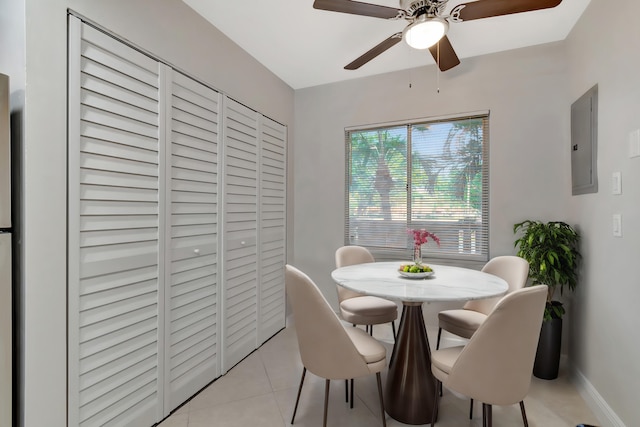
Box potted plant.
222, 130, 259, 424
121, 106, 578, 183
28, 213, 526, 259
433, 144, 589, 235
513, 220, 581, 379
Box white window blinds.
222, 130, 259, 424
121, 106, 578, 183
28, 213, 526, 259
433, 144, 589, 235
345, 113, 489, 262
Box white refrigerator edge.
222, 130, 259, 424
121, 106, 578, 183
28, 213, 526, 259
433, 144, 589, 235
0, 72, 13, 427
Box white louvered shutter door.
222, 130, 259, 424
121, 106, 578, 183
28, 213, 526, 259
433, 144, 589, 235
68, 17, 163, 427
258, 117, 287, 344
222, 98, 259, 371
164, 70, 221, 410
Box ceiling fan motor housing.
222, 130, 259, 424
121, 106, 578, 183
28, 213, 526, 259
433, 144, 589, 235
401, 0, 449, 20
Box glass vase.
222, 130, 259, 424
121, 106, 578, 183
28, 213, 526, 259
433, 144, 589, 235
413, 245, 422, 265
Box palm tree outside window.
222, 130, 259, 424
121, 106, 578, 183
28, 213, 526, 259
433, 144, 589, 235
345, 113, 489, 262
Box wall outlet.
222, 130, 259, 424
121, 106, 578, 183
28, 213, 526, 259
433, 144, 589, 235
613, 214, 622, 237
612, 172, 621, 195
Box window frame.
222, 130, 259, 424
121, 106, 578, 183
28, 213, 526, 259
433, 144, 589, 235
344, 111, 490, 263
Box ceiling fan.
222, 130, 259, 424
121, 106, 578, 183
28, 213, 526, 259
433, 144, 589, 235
313, 0, 563, 72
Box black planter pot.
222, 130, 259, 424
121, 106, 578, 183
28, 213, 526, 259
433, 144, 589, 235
533, 316, 562, 379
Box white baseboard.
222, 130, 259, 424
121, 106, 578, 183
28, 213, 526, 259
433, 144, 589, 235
571, 366, 627, 427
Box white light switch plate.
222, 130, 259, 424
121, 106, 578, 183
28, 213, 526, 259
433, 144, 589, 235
613, 214, 622, 237
612, 172, 621, 195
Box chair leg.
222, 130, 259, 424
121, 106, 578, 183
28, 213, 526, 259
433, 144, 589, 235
469, 398, 474, 419
436, 327, 442, 350
345, 379, 349, 403
391, 321, 396, 340
488, 404, 492, 427
482, 403, 492, 427
291, 367, 307, 424
323, 379, 330, 427
431, 379, 440, 427
375, 372, 387, 427
520, 401, 528, 427
370, 325, 374, 336
350, 378, 354, 409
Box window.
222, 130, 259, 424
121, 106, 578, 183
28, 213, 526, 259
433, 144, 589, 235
345, 113, 489, 262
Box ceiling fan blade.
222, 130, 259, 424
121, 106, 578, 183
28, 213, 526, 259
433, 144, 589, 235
345, 33, 403, 70
452, 0, 562, 22
428, 36, 460, 72
313, 0, 400, 19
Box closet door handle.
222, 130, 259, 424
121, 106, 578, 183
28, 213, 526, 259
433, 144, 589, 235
194, 249, 200, 255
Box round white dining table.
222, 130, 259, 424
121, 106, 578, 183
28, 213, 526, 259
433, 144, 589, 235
331, 261, 508, 425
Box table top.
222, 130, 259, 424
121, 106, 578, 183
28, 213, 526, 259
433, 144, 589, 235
331, 261, 508, 303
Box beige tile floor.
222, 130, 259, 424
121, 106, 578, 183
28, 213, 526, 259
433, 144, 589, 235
158, 322, 600, 427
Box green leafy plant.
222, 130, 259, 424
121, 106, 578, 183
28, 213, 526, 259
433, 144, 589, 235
513, 220, 581, 321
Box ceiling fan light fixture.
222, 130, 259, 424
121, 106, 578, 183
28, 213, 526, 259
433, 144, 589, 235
403, 15, 448, 50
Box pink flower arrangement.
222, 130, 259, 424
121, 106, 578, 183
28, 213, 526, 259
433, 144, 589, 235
408, 228, 440, 248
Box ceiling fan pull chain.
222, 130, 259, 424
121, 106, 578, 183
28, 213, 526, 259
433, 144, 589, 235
409, 60, 413, 88
436, 41, 440, 93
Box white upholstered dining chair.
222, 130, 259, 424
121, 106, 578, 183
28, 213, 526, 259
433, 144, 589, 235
436, 255, 529, 350
335, 246, 398, 338
430, 285, 547, 427
285, 264, 387, 427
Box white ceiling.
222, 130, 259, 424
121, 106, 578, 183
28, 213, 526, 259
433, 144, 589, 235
182, 0, 591, 90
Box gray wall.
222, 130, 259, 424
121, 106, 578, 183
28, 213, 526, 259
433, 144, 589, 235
2, 1, 294, 426
565, 0, 640, 425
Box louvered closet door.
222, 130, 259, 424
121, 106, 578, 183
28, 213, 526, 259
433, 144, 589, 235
258, 117, 287, 344
68, 17, 162, 427
222, 98, 259, 371
164, 70, 221, 410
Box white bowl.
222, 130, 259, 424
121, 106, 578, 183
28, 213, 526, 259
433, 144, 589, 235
398, 270, 435, 279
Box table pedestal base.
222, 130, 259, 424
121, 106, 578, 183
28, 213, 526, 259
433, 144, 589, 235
384, 302, 436, 425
